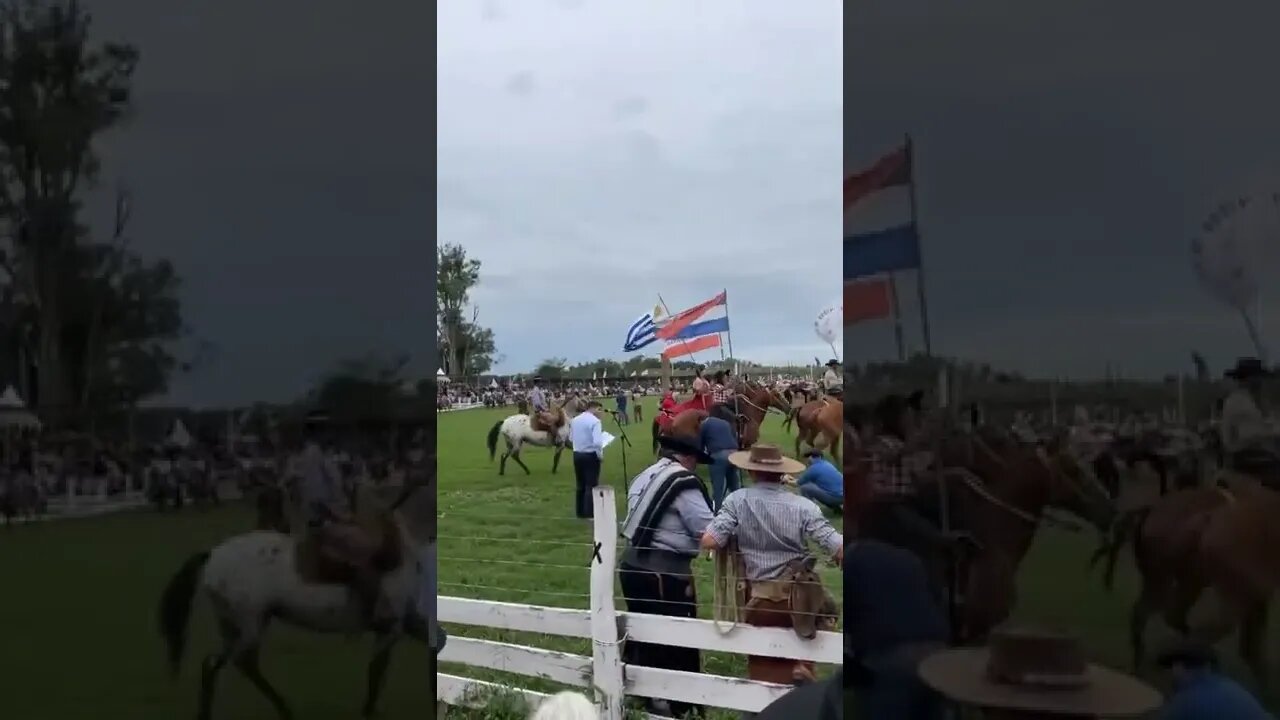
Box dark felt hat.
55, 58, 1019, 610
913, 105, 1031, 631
1225, 357, 1272, 380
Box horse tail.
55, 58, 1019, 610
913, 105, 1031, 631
1090, 507, 1148, 592
158, 550, 211, 678
486, 421, 503, 461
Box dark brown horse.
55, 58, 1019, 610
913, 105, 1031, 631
861, 427, 1114, 642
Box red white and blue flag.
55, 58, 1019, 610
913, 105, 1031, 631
844, 142, 920, 326
623, 291, 730, 358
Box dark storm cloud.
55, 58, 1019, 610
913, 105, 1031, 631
75, 0, 430, 407
849, 1, 1280, 378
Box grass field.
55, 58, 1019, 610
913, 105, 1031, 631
439, 398, 1280, 716
0, 503, 430, 719
437, 398, 844, 719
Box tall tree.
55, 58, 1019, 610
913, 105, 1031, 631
436, 243, 496, 378
0, 1, 139, 417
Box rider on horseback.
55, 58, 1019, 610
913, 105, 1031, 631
528, 377, 559, 434
294, 412, 393, 629
858, 393, 975, 559
822, 359, 843, 398
1220, 357, 1280, 487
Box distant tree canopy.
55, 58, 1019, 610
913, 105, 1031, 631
0, 1, 189, 421
307, 353, 427, 423
437, 243, 499, 377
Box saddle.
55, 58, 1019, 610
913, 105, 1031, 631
294, 508, 404, 586
530, 411, 560, 435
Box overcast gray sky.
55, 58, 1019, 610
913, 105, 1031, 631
438, 1, 841, 374
849, 1, 1280, 380
79, 1, 430, 407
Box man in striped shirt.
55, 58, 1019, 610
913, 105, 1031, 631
701, 443, 844, 686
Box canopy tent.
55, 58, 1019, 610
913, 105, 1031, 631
166, 419, 193, 448
0, 386, 38, 429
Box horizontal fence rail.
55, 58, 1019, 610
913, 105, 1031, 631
437, 486, 842, 719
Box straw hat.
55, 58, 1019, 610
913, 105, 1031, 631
917, 624, 1161, 717
727, 443, 806, 475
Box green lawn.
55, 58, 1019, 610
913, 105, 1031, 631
437, 398, 844, 719
440, 399, 1280, 716
0, 503, 430, 719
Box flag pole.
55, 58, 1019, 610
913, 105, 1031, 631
722, 288, 735, 360
887, 273, 906, 361
905, 134, 934, 357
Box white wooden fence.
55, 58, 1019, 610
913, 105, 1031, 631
437, 486, 842, 719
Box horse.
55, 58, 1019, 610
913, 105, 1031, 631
650, 382, 789, 452
792, 397, 844, 466
1095, 472, 1280, 684
157, 483, 433, 720
485, 407, 571, 475
859, 424, 1114, 642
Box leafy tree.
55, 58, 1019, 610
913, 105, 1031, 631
533, 357, 567, 380
437, 243, 497, 378
0, 1, 140, 417
309, 353, 409, 422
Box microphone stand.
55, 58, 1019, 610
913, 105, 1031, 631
612, 413, 633, 494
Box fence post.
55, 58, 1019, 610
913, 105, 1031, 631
590, 486, 624, 720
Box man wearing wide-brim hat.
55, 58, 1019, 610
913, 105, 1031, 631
917, 623, 1161, 718
700, 443, 844, 686
822, 359, 843, 398
619, 434, 715, 718
1220, 356, 1280, 485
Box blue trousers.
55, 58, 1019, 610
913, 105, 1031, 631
800, 483, 843, 513
709, 450, 740, 510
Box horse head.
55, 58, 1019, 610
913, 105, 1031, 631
1036, 436, 1116, 534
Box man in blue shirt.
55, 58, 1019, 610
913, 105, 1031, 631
1156, 639, 1273, 719
794, 449, 842, 513
697, 409, 739, 510
846, 539, 947, 720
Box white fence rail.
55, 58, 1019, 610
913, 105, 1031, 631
437, 486, 842, 719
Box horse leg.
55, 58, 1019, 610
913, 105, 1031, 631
499, 442, 511, 476
233, 644, 294, 720
198, 619, 240, 720
511, 448, 531, 475
361, 633, 398, 718
552, 445, 564, 474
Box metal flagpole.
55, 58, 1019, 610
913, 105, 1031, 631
722, 288, 735, 360
888, 273, 906, 361
905, 134, 934, 357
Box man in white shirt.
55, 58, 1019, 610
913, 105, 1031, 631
1220, 357, 1280, 484
569, 400, 606, 518
822, 359, 842, 397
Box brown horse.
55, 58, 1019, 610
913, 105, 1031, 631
1100, 473, 1280, 683
861, 427, 1114, 642
793, 398, 844, 466
650, 381, 790, 453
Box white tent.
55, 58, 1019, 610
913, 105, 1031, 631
0, 386, 38, 429
436, 368, 447, 377
167, 419, 193, 448
489, 379, 499, 389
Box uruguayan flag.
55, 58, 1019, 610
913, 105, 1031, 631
623, 313, 658, 352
